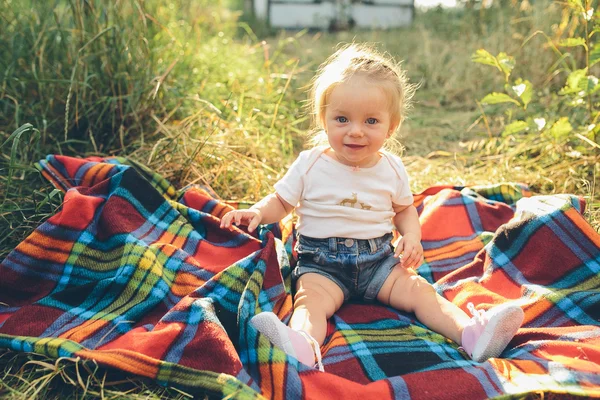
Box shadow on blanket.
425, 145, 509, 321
0, 155, 599, 399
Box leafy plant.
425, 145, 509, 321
472, 0, 600, 151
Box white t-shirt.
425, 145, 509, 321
274, 146, 414, 239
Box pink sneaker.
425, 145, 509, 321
461, 302, 524, 362
250, 312, 324, 371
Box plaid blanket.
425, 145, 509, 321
1, 155, 599, 399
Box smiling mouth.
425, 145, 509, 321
345, 144, 365, 149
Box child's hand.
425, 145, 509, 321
220, 209, 262, 233
394, 233, 423, 269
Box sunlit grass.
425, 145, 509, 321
0, 351, 199, 399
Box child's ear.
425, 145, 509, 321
386, 118, 400, 139
387, 125, 398, 138
388, 118, 401, 137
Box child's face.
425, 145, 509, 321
323, 75, 395, 168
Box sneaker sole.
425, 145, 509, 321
471, 304, 524, 362
250, 312, 324, 370
250, 312, 298, 357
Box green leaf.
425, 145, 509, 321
1, 123, 34, 148
471, 49, 497, 67
578, 74, 598, 92
558, 37, 586, 48
594, 18, 600, 36
502, 120, 529, 137
1, 123, 39, 206
481, 92, 520, 106
511, 79, 533, 108
36, 189, 63, 211
547, 117, 573, 138
590, 43, 600, 67
471, 49, 514, 81
496, 52, 515, 81
560, 69, 587, 95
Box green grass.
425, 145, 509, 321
0, 0, 599, 397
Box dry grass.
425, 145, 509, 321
0, 351, 200, 399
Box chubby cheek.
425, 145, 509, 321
328, 134, 344, 147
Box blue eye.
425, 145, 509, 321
336, 116, 348, 123
366, 118, 378, 125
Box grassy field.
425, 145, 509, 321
0, 0, 599, 397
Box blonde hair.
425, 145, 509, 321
306, 43, 416, 153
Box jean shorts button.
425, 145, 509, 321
344, 238, 354, 247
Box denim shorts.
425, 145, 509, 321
291, 233, 400, 302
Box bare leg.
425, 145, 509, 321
377, 264, 470, 344
289, 273, 345, 345
249, 272, 344, 370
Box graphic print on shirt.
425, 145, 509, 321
339, 193, 358, 207
339, 193, 373, 210
359, 202, 371, 210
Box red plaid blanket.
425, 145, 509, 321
0, 155, 599, 399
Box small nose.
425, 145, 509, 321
348, 123, 363, 137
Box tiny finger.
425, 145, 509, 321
412, 254, 424, 269
394, 246, 404, 258
220, 214, 230, 228
402, 249, 416, 267
394, 243, 404, 258
248, 217, 259, 232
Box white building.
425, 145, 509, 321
250, 0, 415, 30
